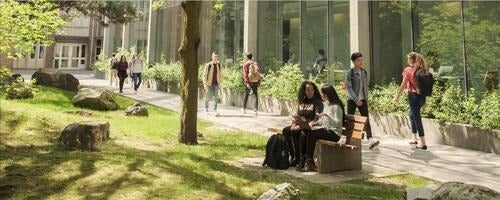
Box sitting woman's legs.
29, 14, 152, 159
305, 129, 341, 160
282, 126, 300, 164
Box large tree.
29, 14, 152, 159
178, 1, 202, 144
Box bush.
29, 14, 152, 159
6, 78, 36, 99
0, 67, 14, 94
369, 81, 408, 115
221, 65, 244, 92
477, 91, 500, 129
260, 64, 304, 101
145, 62, 181, 83
92, 54, 110, 73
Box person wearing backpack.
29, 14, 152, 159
345, 52, 380, 149
109, 53, 119, 86
242, 52, 262, 116
395, 52, 433, 150
203, 52, 222, 116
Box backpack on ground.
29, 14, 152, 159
414, 69, 434, 96
111, 58, 119, 70
262, 134, 289, 170
249, 62, 263, 82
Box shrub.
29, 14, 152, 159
6, 78, 36, 99
477, 91, 500, 129
92, 54, 110, 73
0, 67, 14, 94
260, 64, 304, 101
221, 65, 244, 92
368, 81, 408, 115
146, 62, 181, 83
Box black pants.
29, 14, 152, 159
118, 76, 126, 92
243, 82, 259, 110
347, 99, 373, 139
282, 126, 307, 160
306, 129, 341, 159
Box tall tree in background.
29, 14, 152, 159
0, 0, 65, 56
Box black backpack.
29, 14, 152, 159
111, 58, 119, 70
414, 69, 434, 96
262, 134, 290, 170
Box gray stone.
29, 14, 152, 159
59, 121, 110, 151
58, 73, 80, 91
257, 183, 300, 200
72, 88, 118, 111
31, 70, 58, 87
407, 185, 437, 200
124, 102, 148, 117
430, 182, 500, 200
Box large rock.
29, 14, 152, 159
258, 183, 300, 200
31, 70, 58, 87
72, 88, 119, 111
59, 121, 110, 151
58, 73, 79, 91
430, 182, 500, 200
124, 102, 149, 117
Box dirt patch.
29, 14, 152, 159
63, 110, 93, 117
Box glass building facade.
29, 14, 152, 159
104, 0, 499, 93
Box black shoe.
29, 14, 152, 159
304, 158, 316, 172
416, 145, 427, 150
296, 157, 305, 171
409, 141, 418, 145
290, 158, 298, 167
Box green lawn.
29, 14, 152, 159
0, 86, 430, 199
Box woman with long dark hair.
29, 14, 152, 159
395, 52, 428, 150
282, 80, 323, 171
117, 55, 129, 93
302, 84, 345, 171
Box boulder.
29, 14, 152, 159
430, 182, 500, 200
258, 183, 300, 200
6, 82, 34, 99
58, 73, 79, 91
59, 121, 110, 151
124, 102, 148, 117
72, 88, 118, 111
31, 70, 58, 87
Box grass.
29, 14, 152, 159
0, 86, 431, 199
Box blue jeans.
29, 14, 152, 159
205, 85, 218, 111
132, 73, 142, 91
408, 92, 426, 137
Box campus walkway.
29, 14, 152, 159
15, 70, 500, 193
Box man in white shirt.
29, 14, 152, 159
129, 53, 144, 93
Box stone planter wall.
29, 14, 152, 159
218, 88, 295, 116
370, 112, 500, 154
94, 71, 106, 79
155, 80, 180, 95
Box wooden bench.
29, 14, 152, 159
267, 114, 367, 173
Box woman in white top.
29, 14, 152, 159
129, 53, 144, 93
302, 84, 345, 172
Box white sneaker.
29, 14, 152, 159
254, 109, 258, 116
241, 109, 247, 114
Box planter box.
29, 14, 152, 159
370, 112, 500, 154
155, 80, 180, 95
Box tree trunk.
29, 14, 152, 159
178, 1, 201, 145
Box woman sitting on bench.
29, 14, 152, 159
282, 81, 323, 171
302, 84, 345, 172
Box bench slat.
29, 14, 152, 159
267, 127, 283, 134
317, 140, 358, 150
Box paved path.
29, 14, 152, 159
15, 70, 500, 193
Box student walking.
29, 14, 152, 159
313, 49, 328, 78
282, 81, 323, 171
242, 52, 262, 116
109, 53, 119, 86
203, 52, 222, 116
395, 52, 430, 150
303, 84, 345, 172
129, 54, 144, 93
117, 55, 128, 93
345, 52, 379, 149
